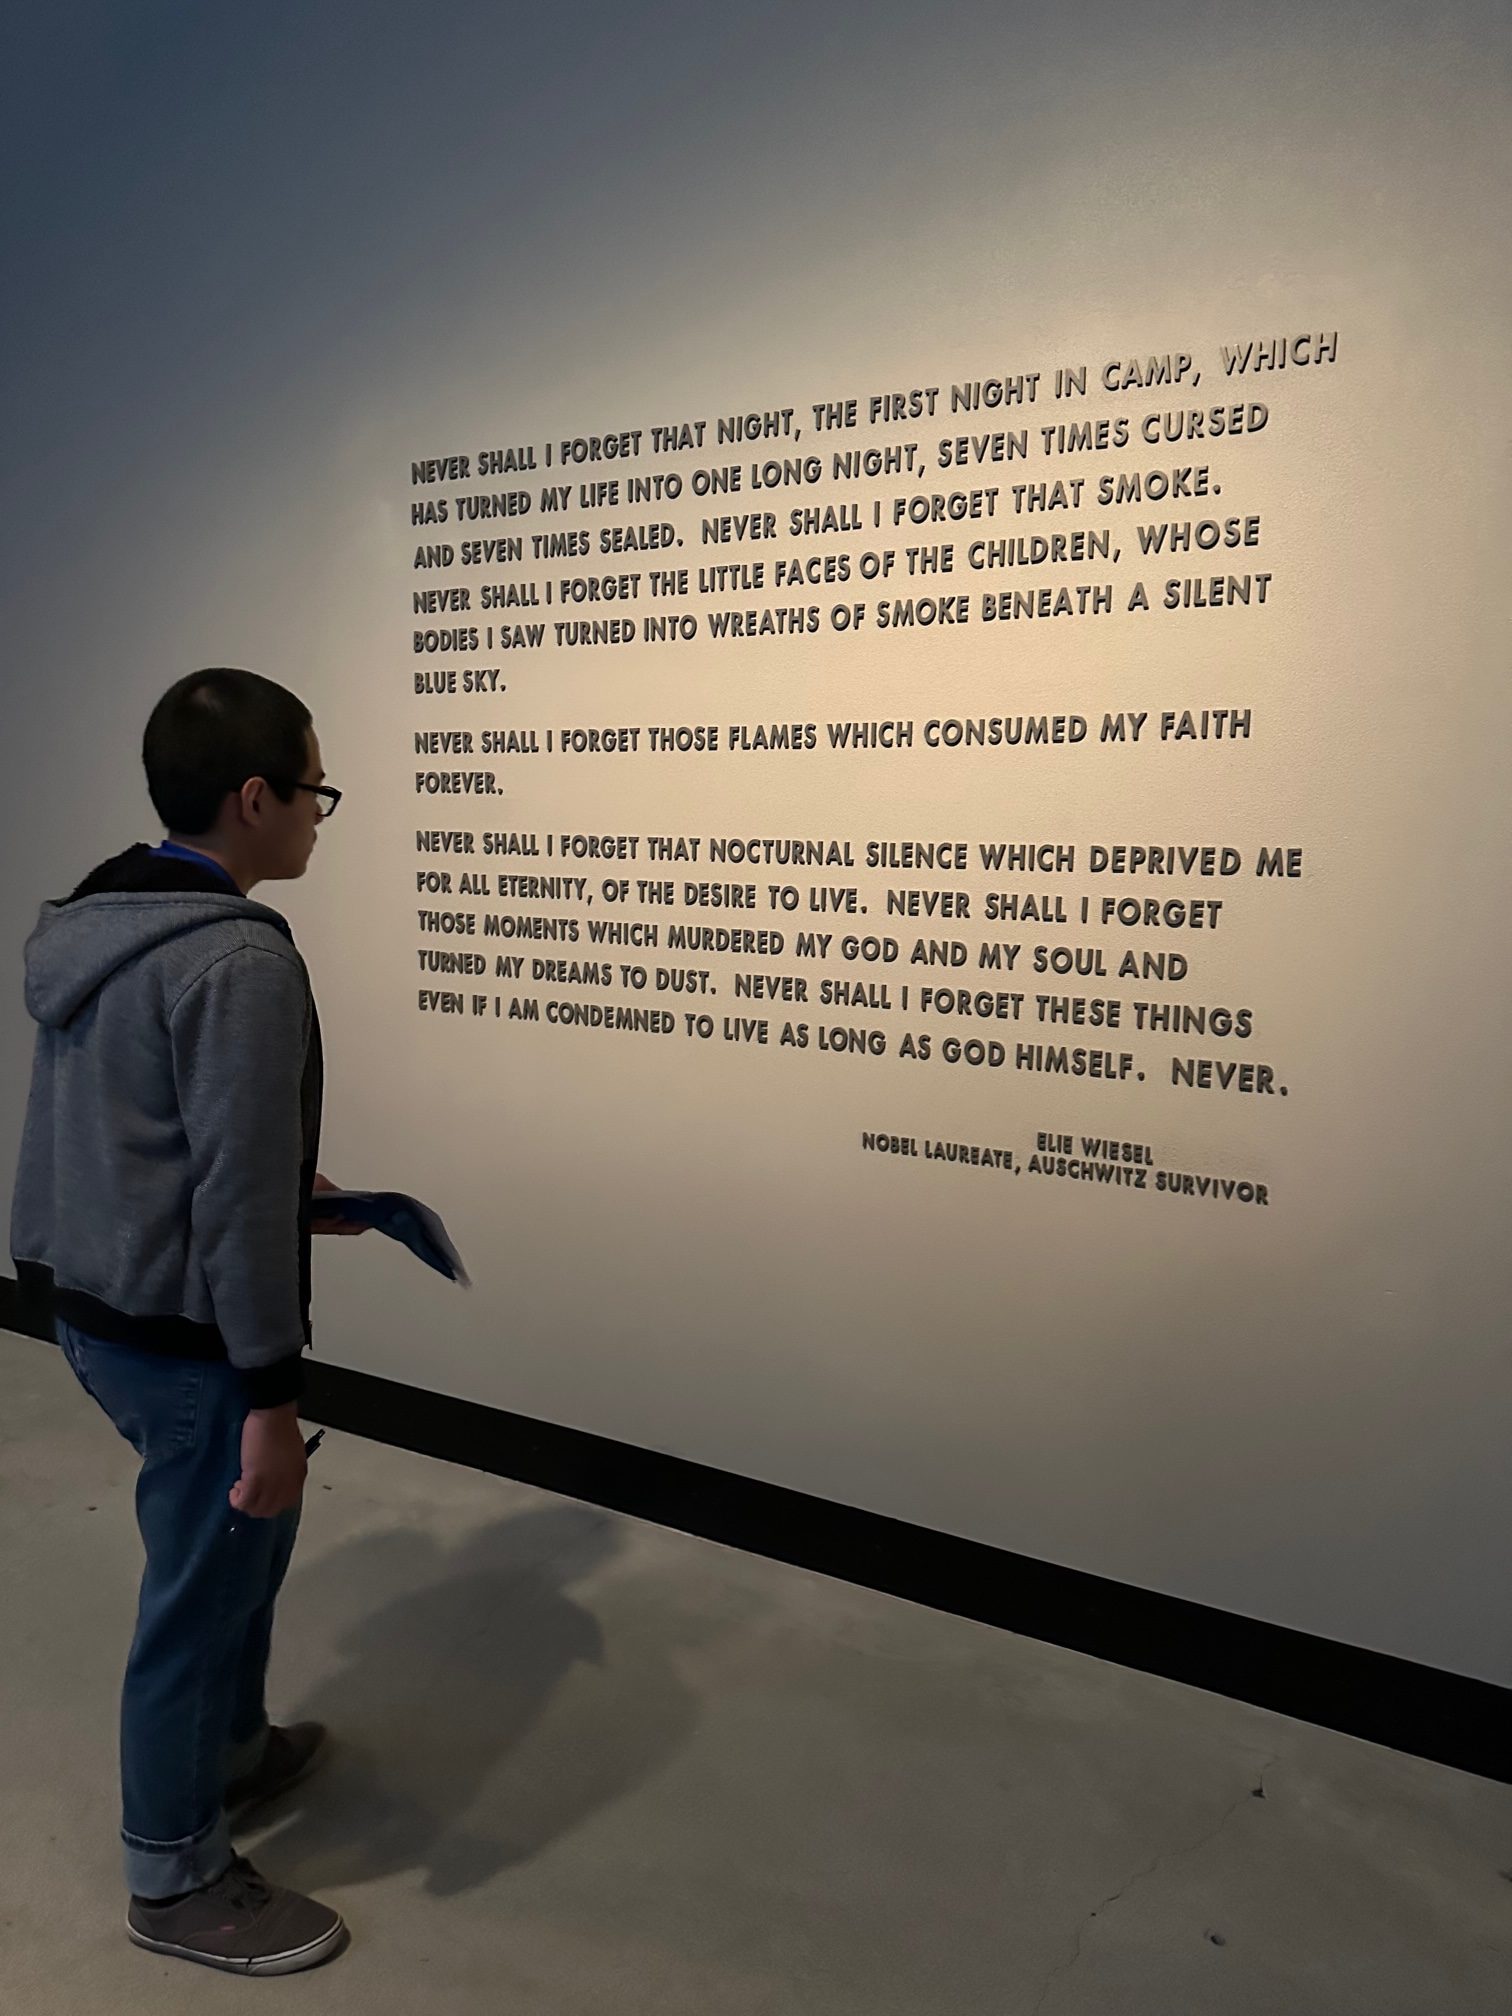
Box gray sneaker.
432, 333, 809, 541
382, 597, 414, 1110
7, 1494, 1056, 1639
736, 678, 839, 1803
126, 1856, 347, 1975
225, 1720, 330, 1823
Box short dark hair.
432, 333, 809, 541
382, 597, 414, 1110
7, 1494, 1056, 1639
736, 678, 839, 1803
143, 669, 312, 835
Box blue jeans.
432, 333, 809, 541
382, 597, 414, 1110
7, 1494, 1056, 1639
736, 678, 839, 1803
56, 1322, 302, 1899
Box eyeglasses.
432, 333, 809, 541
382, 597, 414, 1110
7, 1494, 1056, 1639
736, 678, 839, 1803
286, 782, 343, 819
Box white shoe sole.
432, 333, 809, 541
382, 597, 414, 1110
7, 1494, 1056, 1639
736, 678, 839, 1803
126, 1915, 348, 1975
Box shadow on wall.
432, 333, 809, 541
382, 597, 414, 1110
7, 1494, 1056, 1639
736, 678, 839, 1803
252, 1502, 740, 1896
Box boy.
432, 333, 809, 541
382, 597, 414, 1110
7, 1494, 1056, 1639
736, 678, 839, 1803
12, 667, 354, 1975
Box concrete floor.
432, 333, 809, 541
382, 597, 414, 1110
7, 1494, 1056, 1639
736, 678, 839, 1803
2, 1331, 1508, 2014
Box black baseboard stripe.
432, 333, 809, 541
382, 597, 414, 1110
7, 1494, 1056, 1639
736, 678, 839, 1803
4, 1275, 1506, 1785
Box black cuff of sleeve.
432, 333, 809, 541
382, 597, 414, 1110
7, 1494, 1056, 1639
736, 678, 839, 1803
241, 1352, 306, 1409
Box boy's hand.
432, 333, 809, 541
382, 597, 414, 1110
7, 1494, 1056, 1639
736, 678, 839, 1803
231, 1403, 307, 1518
311, 1170, 366, 1236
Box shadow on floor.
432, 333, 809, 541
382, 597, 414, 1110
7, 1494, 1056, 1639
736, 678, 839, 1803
245, 1502, 738, 1897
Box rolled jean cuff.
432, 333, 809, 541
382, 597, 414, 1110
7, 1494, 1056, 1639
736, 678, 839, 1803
122, 1811, 233, 1901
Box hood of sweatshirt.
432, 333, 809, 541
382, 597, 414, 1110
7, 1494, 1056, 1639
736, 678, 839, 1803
23, 844, 295, 1030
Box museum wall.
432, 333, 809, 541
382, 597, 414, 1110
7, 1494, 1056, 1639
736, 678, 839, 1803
2, 0, 1509, 1682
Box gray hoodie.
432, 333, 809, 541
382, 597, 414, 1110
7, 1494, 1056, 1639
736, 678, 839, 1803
11, 845, 321, 1407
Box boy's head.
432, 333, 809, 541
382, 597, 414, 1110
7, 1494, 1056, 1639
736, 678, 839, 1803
143, 669, 330, 886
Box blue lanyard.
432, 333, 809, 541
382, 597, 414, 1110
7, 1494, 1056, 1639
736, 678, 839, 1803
152, 841, 239, 892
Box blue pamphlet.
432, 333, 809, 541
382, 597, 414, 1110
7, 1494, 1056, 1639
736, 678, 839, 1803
311, 1190, 469, 1285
